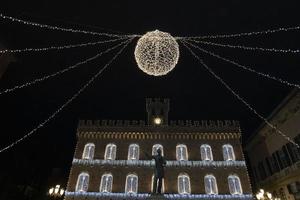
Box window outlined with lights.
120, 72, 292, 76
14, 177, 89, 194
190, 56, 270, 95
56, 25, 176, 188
75, 172, 89, 192
82, 143, 95, 160
128, 144, 140, 160
228, 175, 243, 195
204, 174, 218, 195
176, 144, 188, 161
99, 173, 113, 193
125, 173, 138, 194
200, 144, 213, 161
152, 144, 164, 156
151, 175, 165, 193
104, 143, 117, 160
178, 173, 191, 194
223, 144, 236, 161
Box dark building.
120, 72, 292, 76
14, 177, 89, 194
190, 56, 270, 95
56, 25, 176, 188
65, 98, 253, 200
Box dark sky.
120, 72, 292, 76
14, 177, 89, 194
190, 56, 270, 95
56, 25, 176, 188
0, 0, 300, 197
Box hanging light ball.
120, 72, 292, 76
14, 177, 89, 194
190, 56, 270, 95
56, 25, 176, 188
134, 30, 179, 76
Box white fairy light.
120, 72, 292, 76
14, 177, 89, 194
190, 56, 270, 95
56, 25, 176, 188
0, 39, 130, 96
181, 40, 299, 148
185, 39, 300, 54
134, 30, 179, 76
177, 26, 300, 39
181, 40, 300, 89
0, 38, 133, 154
0, 38, 125, 54
0, 13, 136, 38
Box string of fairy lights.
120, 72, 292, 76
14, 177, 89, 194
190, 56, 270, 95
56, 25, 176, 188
0, 12, 299, 153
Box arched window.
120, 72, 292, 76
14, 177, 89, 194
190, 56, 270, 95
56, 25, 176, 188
200, 144, 213, 161
151, 175, 165, 193
125, 174, 138, 194
176, 144, 188, 161
104, 143, 117, 160
82, 143, 95, 160
128, 144, 140, 160
228, 175, 242, 194
178, 173, 191, 194
204, 175, 218, 194
152, 144, 164, 156
76, 172, 89, 192
223, 144, 235, 161
100, 173, 113, 193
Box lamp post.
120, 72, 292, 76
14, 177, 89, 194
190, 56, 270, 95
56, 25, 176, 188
48, 185, 64, 199
256, 189, 280, 200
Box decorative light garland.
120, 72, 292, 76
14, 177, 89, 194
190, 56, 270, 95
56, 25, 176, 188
184, 39, 300, 54
0, 39, 130, 96
134, 30, 179, 76
0, 13, 136, 38
0, 38, 125, 54
180, 40, 300, 89
177, 26, 300, 39
0, 38, 133, 154
181, 40, 299, 148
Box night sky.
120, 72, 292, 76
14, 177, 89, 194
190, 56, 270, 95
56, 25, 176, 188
0, 0, 300, 199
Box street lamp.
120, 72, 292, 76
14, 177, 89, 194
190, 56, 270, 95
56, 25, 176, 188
49, 185, 64, 198
256, 189, 280, 200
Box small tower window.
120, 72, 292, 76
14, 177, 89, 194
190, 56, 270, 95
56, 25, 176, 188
100, 173, 113, 193
223, 144, 235, 161
76, 172, 89, 192
178, 173, 191, 194
228, 175, 242, 195
152, 144, 164, 156
176, 144, 188, 161
82, 143, 95, 160
104, 143, 117, 160
125, 174, 138, 194
128, 144, 140, 160
200, 144, 213, 161
204, 175, 218, 195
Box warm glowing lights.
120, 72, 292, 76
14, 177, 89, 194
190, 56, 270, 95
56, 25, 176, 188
134, 30, 179, 76
154, 117, 162, 125
49, 184, 65, 197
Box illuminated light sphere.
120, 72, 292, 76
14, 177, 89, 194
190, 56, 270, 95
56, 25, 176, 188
154, 117, 162, 125
134, 30, 179, 76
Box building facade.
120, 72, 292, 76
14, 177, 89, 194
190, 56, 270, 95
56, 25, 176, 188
65, 98, 253, 200
245, 89, 300, 200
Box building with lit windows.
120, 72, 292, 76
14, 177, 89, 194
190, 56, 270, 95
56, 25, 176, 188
65, 98, 253, 200
245, 89, 300, 200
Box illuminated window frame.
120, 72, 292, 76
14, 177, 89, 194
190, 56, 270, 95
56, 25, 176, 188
223, 144, 235, 161
152, 144, 164, 156
204, 174, 218, 195
228, 175, 242, 195
82, 143, 95, 160
125, 174, 138, 194
99, 173, 113, 193
128, 144, 140, 160
178, 173, 191, 194
176, 144, 188, 161
200, 144, 213, 161
75, 172, 89, 192
104, 143, 117, 160
151, 175, 165, 193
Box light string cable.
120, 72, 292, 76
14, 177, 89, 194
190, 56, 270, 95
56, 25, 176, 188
183, 38, 300, 54
0, 38, 133, 153
0, 13, 137, 38
176, 25, 300, 39
179, 39, 300, 89
0, 39, 130, 96
180, 40, 299, 147
0, 37, 125, 54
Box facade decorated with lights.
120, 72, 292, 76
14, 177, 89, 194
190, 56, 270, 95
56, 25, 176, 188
65, 98, 253, 200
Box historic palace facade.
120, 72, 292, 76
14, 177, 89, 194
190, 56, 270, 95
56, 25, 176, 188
65, 98, 253, 200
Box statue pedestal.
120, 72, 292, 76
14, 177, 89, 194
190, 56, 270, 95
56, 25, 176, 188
147, 194, 166, 200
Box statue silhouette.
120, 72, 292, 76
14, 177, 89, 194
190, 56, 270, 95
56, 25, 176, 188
145, 149, 166, 194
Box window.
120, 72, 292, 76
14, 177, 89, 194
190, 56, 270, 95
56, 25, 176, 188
176, 144, 188, 161
228, 175, 242, 194
104, 143, 117, 160
286, 142, 300, 163
223, 144, 235, 161
152, 175, 165, 193
125, 174, 138, 194
200, 144, 213, 161
100, 173, 113, 193
178, 173, 191, 194
82, 143, 95, 159
128, 144, 140, 160
152, 144, 164, 156
204, 175, 218, 194
258, 161, 267, 180
76, 172, 89, 192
